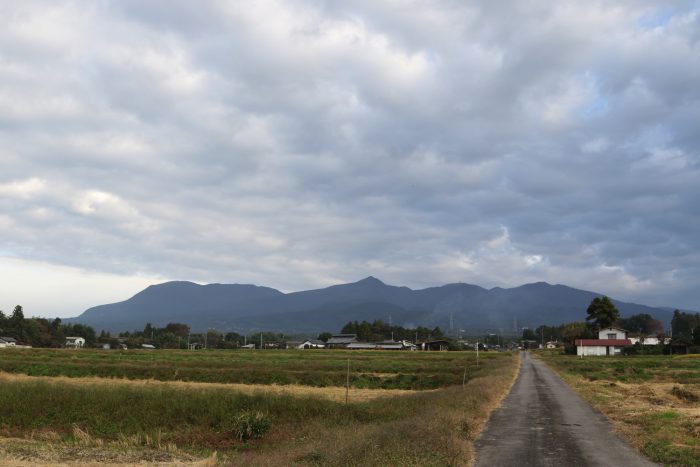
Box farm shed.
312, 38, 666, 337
346, 342, 378, 350
326, 334, 358, 349
421, 340, 450, 351
65, 336, 85, 348
575, 339, 632, 356
377, 340, 417, 350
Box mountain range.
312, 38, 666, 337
67, 277, 678, 335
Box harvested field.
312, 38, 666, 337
539, 353, 700, 466
0, 372, 426, 403
0, 349, 519, 466
0, 348, 481, 389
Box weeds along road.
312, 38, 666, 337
474, 351, 658, 467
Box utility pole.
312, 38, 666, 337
345, 358, 350, 404
260, 332, 263, 350
462, 361, 468, 388
541, 326, 544, 349
476, 339, 479, 367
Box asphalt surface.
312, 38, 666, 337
474, 352, 658, 467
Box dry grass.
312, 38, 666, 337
0, 371, 422, 403
0, 436, 217, 466
539, 353, 700, 466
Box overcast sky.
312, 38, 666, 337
1, 1, 699, 318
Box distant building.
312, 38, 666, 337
284, 339, 325, 349
65, 337, 86, 348
0, 337, 17, 348
326, 334, 358, 349
376, 340, 416, 351
628, 336, 669, 346
420, 340, 450, 351
241, 343, 256, 349
346, 342, 378, 350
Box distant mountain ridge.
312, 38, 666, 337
68, 277, 678, 334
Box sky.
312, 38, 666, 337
1, 0, 699, 318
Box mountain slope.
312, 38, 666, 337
68, 277, 676, 333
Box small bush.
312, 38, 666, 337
226, 411, 271, 441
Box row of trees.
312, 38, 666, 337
0, 306, 96, 347
339, 320, 444, 343
115, 323, 288, 349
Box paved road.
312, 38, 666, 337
474, 352, 657, 467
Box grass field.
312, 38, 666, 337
0, 348, 483, 389
0, 348, 519, 466
539, 352, 700, 466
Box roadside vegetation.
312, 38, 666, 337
539, 352, 700, 466
0, 349, 518, 465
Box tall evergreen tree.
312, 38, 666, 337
585, 296, 620, 330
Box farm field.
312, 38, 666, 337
0, 347, 481, 389
538, 352, 700, 466
0, 348, 518, 466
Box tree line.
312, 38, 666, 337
0, 306, 96, 347
339, 320, 444, 342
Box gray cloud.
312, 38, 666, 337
1, 0, 699, 316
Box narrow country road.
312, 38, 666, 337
474, 352, 657, 467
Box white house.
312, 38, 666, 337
576, 327, 631, 356
65, 337, 85, 348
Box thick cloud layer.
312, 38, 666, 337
1, 1, 698, 317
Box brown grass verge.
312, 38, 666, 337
0, 436, 217, 466
537, 354, 700, 465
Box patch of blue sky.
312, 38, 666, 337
579, 96, 609, 120
577, 72, 609, 120
637, 2, 700, 29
